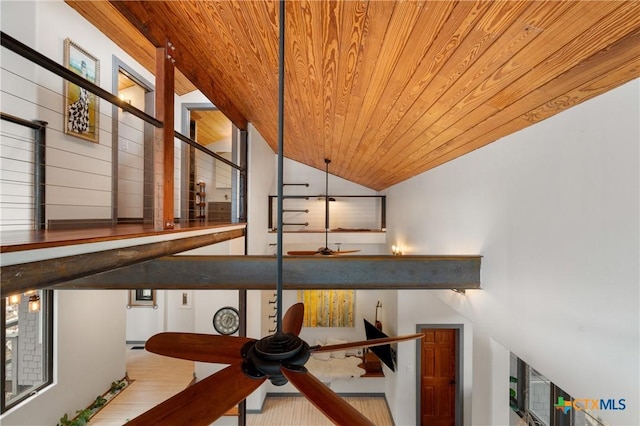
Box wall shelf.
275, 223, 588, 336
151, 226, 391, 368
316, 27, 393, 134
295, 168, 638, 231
195, 181, 206, 219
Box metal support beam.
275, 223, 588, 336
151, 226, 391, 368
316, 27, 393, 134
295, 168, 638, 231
1, 229, 245, 298
55, 255, 481, 291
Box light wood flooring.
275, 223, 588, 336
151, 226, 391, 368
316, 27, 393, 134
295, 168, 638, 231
247, 395, 394, 426
90, 346, 394, 425
89, 347, 195, 425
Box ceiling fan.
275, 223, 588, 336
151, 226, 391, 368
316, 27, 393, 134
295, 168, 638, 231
126, 2, 422, 424
286, 158, 361, 256
128, 303, 423, 425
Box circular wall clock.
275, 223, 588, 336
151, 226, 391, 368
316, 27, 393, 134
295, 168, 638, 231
213, 306, 240, 335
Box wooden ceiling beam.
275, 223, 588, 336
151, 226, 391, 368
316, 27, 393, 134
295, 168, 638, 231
54, 255, 481, 291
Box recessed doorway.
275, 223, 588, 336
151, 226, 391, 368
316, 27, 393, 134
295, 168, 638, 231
417, 325, 463, 426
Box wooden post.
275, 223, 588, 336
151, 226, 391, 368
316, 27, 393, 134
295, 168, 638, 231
155, 44, 175, 230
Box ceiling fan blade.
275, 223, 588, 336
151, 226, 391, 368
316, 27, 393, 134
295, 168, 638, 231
127, 363, 265, 426
282, 365, 375, 426
332, 249, 361, 254
145, 332, 253, 364
282, 302, 304, 336
310, 333, 424, 353
286, 250, 321, 255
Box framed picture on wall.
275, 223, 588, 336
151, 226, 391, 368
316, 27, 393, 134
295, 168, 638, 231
63, 38, 100, 143
127, 289, 156, 308
297, 290, 355, 327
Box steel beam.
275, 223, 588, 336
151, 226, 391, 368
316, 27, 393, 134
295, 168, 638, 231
1, 229, 245, 298
55, 255, 481, 291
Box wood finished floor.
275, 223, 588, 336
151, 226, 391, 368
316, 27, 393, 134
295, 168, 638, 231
90, 346, 394, 425
0, 222, 236, 252
246, 395, 394, 426
89, 347, 195, 425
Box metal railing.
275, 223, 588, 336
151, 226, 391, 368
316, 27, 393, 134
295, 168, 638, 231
1, 31, 246, 233
268, 195, 386, 231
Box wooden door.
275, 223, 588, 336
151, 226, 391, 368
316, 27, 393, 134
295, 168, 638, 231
420, 328, 457, 426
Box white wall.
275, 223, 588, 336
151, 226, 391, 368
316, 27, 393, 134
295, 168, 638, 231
271, 158, 387, 254
125, 291, 165, 342
386, 79, 640, 425
1, 0, 159, 223
247, 123, 277, 256
0, 120, 36, 230
1, 290, 127, 426
277, 158, 383, 232
0, 2, 148, 424
248, 131, 394, 395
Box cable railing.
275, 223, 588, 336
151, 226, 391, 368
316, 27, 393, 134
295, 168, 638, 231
1, 31, 246, 235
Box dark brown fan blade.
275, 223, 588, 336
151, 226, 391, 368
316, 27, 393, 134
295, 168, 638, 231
287, 250, 320, 255
282, 302, 304, 336
145, 332, 253, 364
282, 365, 375, 426
310, 333, 424, 353
127, 363, 265, 426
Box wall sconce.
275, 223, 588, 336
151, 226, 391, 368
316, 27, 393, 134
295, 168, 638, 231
391, 245, 403, 256
7, 294, 21, 305
28, 294, 41, 313
118, 94, 132, 111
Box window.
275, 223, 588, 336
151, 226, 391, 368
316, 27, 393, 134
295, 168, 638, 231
510, 353, 526, 413
529, 368, 551, 425
510, 353, 607, 426
1, 290, 53, 412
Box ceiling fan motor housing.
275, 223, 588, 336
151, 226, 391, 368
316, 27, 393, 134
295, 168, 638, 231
241, 332, 311, 385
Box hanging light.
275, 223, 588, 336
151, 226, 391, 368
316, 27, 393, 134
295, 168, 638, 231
8, 294, 21, 305
28, 293, 41, 313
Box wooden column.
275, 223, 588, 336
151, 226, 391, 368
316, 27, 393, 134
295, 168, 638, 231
155, 44, 175, 230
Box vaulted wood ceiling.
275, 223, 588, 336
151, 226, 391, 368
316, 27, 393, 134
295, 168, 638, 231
67, 1, 640, 190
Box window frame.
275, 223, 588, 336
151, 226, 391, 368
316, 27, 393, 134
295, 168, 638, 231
1, 290, 54, 412
510, 353, 606, 426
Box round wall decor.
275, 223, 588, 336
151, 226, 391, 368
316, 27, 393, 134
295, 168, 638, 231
212, 306, 240, 335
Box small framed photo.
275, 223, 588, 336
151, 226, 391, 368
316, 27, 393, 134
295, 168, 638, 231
63, 38, 100, 143
127, 289, 156, 308
179, 290, 192, 309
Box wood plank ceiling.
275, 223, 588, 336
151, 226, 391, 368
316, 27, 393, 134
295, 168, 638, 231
68, 1, 640, 190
